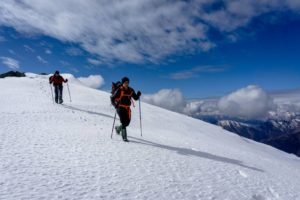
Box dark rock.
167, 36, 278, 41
263, 131, 300, 157
0, 71, 25, 78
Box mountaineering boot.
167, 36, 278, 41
115, 125, 122, 135
59, 99, 63, 104
121, 128, 129, 142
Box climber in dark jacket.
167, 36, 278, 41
49, 70, 68, 104
111, 77, 141, 142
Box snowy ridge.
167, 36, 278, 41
1, 75, 300, 200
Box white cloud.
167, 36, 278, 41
0, 57, 20, 70
66, 47, 83, 56
201, 0, 300, 32
143, 86, 276, 120
0, 1, 212, 64
184, 100, 220, 117
69, 67, 79, 73
8, 49, 15, 54
141, 85, 300, 122
78, 75, 105, 89
37, 55, 47, 64
60, 60, 70, 66
169, 65, 226, 80
218, 85, 274, 119
0, 56, 20, 69
45, 49, 52, 54
0, 1, 299, 64
143, 89, 186, 113
87, 58, 102, 66
23, 45, 35, 52
40, 41, 53, 48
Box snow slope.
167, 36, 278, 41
1, 74, 300, 200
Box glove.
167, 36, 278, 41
49, 81, 52, 84
65, 79, 68, 82
137, 91, 141, 97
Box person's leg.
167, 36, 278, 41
59, 85, 63, 103
121, 128, 128, 142
115, 108, 123, 135
118, 107, 130, 142
54, 85, 59, 103
118, 107, 131, 141
115, 124, 122, 135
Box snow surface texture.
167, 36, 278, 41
1, 74, 300, 200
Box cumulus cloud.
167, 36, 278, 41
184, 99, 220, 117
218, 85, 274, 119
1, 1, 298, 64
0, 56, 20, 69
78, 75, 105, 89
143, 89, 186, 113
143, 86, 276, 120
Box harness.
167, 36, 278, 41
115, 87, 134, 119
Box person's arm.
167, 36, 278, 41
49, 76, 53, 84
131, 88, 141, 101
61, 76, 68, 83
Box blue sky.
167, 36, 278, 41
0, 1, 300, 99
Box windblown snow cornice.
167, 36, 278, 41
0, 0, 299, 64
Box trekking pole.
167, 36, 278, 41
111, 111, 117, 139
139, 99, 143, 137
49, 83, 55, 104
66, 82, 72, 102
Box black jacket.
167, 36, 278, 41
111, 86, 139, 108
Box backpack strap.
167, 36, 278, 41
115, 87, 124, 103
115, 87, 133, 106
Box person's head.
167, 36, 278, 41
54, 70, 60, 76
121, 77, 129, 88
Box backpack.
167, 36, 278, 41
110, 81, 136, 108
111, 81, 122, 107
111, 81, 122, 95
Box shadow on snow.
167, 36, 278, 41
129, 136, 264, 173
63, 104, 263, 172
62, 104, 116, 119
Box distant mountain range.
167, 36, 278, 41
215, 117, 300, 156
190, 89, 300, 157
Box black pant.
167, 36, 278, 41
117, 106, 131, 128
54, 85, 63, 103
